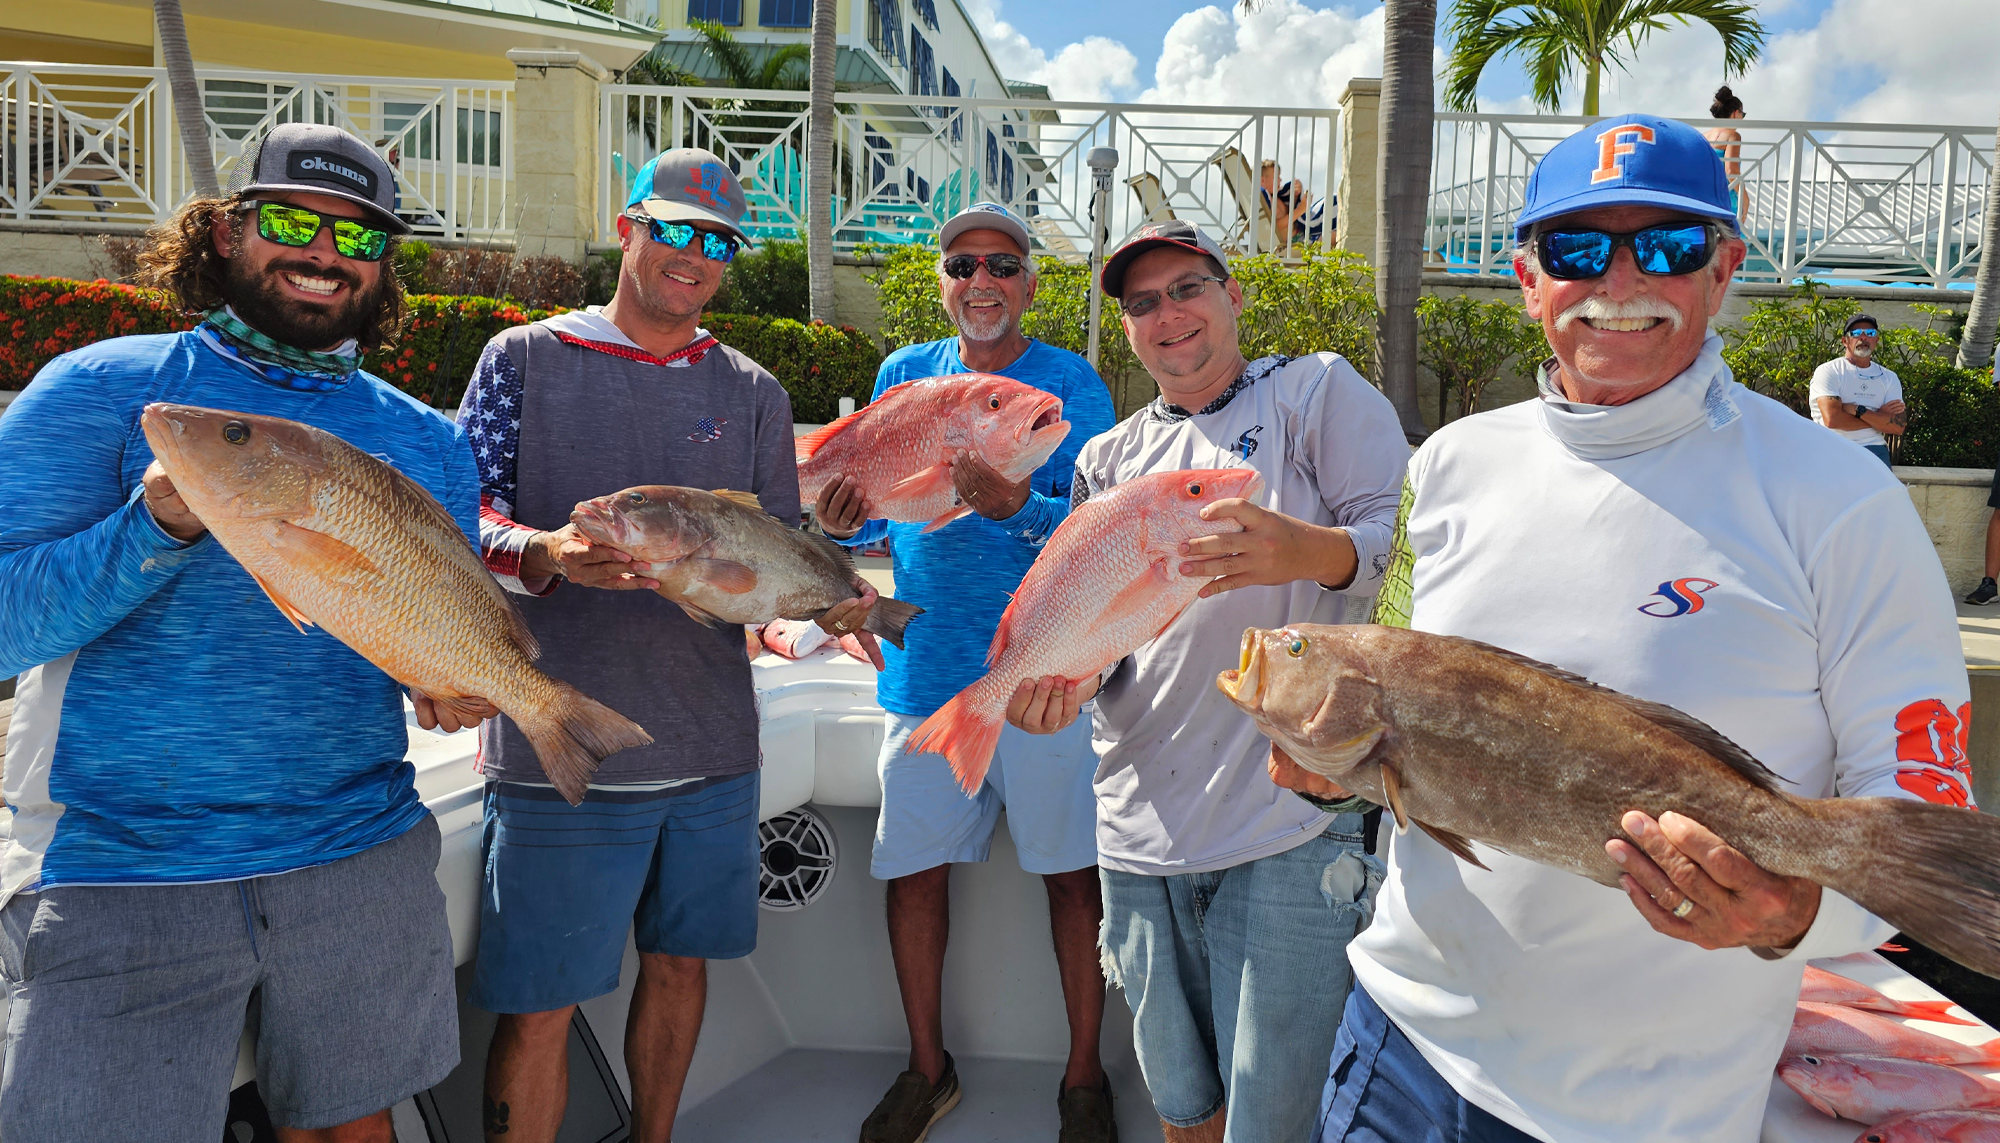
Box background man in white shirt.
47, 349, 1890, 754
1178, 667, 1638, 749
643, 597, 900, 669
1808, 314, 1905, 466
1276, 114, 1969, 1143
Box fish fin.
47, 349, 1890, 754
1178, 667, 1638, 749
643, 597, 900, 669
908, 688, 1005, 797
986, 595, 1020, 667
804, 531, 861, 577
248, 571, 315, 633
1809, 796, 2000, 982
1891, 999, 1979, 1026
500, 594, 541, 661
270, 519, 381, 578
1441, 633, 1786, 794
862, 597, 922, 651
1416, 820, 1490, 871
709, 489, 764, 513
794, 407, 869, 460
692, 558, 758, 594
429, 693, 494, 727
1100, 558, 1175, 628
1380, 761, 1410, 833
922, 505, 975, 533
675, 599, 731, 628
890, 464, 956, 500
516, 682, 653, 805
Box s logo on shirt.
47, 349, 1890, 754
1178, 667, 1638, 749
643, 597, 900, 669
688, 416, 727, 443
1636, 577, 1717, 618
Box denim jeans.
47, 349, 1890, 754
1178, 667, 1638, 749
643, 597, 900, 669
1315, 985, 1540, 1143
1864, 443, 1893, 467
1100, 814, 1383, 1142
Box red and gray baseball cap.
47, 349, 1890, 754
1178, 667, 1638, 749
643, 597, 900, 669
1101, 220, 1231, 299
627, 148, 750, 242
228, 122, 409, 233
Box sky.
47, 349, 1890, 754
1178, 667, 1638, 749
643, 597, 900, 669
963, 0, 2000, 125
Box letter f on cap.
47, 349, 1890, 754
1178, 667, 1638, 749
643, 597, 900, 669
1591, 125, 1657, 184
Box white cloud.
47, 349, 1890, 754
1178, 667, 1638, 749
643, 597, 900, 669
960, 0, 1139, 103
1143, 1, 1385, 108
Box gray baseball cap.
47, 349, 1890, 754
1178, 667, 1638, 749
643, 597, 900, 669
939, 202, 1033, 255
1101, 220, 1231, 299
627, 148, 751, 242
228, 123, 409, 234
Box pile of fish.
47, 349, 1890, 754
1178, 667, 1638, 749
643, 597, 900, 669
912, 467, 1265, 793
142, 404, 652, 804
1214, 623, 2000, 980
795, 374, 1071, 533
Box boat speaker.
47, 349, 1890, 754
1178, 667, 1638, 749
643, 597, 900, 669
758, 807, 837, 911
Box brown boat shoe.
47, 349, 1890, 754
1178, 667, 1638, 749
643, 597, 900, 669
1057, 1079, 1118, 1143
859, 1052, 962, 1143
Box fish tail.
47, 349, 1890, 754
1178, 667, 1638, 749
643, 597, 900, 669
862, 597, 923, 650
520, 683, 654, 806
908, 684, 1004, 796
1893, 999, 1979, 1026
1808, 796, 2000, 980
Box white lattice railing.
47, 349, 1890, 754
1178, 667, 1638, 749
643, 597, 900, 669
600, 86, 1341, 260
1, 63, 513, 241
1429, 113, 1993, 287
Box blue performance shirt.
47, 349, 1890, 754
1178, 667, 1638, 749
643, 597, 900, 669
847, 338, 1115, 718
0, 331, 480, 903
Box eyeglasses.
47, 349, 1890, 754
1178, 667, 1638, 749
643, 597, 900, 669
631, 215, 740, 263
942, 252, 1025, 280
1847, 327, 1880, 338
1534, 222, 1718, 281
1121, 276, 1227, 318
240, 201, 390, 262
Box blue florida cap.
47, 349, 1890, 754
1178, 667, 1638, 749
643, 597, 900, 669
1514, 114, 1736, 241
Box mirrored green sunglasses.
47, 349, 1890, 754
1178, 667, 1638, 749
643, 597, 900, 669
241, 201, 391, 262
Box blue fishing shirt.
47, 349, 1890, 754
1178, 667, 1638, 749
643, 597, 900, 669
0, 331, 480, 904
845, 339, 1115, 718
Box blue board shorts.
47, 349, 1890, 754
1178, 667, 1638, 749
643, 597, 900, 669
0, 817, 458, 1141
1315, 984, 1539, 1143
469, 772, 760, 1015
872, 709, 1098, 880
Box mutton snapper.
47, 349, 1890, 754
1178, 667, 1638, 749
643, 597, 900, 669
569, 485, 920, 646
795, 374, 1070, 533
141, 404, 651, 805
1215, 623, 2000, 978
911, 467, 1265, 794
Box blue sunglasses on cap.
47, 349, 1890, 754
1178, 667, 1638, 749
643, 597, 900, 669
1534, 221, 1718, 281
627, 213, 740, 263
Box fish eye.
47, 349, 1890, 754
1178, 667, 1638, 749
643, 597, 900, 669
987, 394, 1002, 410
627, 491, 646, 505
1186, 481, 1203, 496
1287, 636, 1308, 657
222, 420, 250, 445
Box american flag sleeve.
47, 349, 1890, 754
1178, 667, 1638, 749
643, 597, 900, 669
458, 342, 555, 596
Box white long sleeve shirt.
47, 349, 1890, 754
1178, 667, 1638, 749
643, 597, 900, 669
1348, 334, 1972, 1142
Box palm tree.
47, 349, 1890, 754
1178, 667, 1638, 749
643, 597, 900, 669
154, 0, 218, 198
1378, 0, 1438, 438
1442, 0, 1764, 116
1959, 115, 2000, 370
690, 18, 811, 93
808, 0, 838, 323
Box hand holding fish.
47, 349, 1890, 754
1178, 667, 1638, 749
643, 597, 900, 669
1608, 810, 1822, 952
410, 688, 500, 733
817, 579, 886, 670
1267, 742, 1353, 803
524, 524, 660, 591
1005, 673, 1100, 734
1180, 499, 1358, 598
141, 461, 207, 543
814, 476, 872, 540
949, 451, 1032, 521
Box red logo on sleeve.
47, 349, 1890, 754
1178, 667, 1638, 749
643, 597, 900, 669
1893, 699, 1974, 808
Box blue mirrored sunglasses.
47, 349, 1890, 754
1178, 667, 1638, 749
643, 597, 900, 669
1535, 222, 1717, 281
632, 215, 740, 263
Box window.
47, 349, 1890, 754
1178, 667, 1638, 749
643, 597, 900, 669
457, 107, 502, 168
868, 129, 896, 197
906, 168, 931, 204
382, 100, 439, 162
688, 0, 741, 25
868, 0, 904, 64
986, 130, 999, 189
758, 0, 811, 26
910, 29, 937, 98
912, 0, 938, 29
942, 69, 961, 142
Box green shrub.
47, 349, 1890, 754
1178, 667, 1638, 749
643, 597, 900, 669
364, 294, 560, 408
0, 276, 195, 385
707, 314, 880, 422
584, 251, 622, 306
393, 240, 433, 294
1416, 294, 1548, 420
710, 240, 810, 321
1234, 247, 1379, 377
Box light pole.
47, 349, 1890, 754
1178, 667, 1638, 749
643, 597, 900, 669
1086, 146, 1119, 369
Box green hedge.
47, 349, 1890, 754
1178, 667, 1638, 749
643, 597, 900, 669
0, 275, 879, 423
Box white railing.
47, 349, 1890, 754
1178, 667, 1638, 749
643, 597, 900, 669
600, 86, 1340, 260
1429, 113, 1993, 287
1, 62, 513, 242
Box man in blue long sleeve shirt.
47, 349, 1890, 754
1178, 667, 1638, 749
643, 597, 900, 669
0, 126, 473, 1143
814, 204, 1119, 1142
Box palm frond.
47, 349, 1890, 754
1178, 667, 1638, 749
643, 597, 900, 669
1442, 0, 1764, 114
690, 18, 761, 88
759, 43, 812, 90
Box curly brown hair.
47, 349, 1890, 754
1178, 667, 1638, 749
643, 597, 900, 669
135, 194, 407, 353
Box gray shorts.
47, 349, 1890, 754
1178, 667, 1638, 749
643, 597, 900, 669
0, 817, 459, 1141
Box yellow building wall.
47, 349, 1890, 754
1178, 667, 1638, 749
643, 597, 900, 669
3, 1, 154, 56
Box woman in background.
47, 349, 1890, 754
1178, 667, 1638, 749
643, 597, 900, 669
1706, 85, 1746, 218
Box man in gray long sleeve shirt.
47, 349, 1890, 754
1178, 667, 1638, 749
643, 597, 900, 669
1006, 221, 1408, 1143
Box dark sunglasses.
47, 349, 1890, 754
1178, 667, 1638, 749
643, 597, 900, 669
631, 215, 740, 263
1121, 275, 1226, 318
1535, 222, 1718, 281
239, 201, 390, 261
942, 252, 1025, 279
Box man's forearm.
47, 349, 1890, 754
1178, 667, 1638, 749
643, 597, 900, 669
1860, 409, 1906, 434
1313, 525, 1360, 591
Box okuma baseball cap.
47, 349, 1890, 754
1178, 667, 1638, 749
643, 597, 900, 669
627, 148, 750, 242
1101, 219, 1231, 299
228, 123, 409, 234
939, 202, 1033, 255
1514, 113, 1736, 241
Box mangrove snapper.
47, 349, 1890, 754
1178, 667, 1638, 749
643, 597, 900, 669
1779, 1054, 2000, 1123
142, 404, 651, 804
1803, 967, 1977, 1026
1215, 624, 2000, 979
795, 374, 1070, 532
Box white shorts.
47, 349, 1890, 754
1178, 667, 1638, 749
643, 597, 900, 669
871, 708, 1100, 880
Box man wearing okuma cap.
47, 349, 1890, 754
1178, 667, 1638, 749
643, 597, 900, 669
1278, 115, 1969, 1142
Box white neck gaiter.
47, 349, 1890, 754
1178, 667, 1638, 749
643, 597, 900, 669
1535, 332, 1738, 461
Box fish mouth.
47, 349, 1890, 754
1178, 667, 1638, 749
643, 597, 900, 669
1019, 394, 1065, 442
569, 498, 623, 546
1216, 628, 1267, 710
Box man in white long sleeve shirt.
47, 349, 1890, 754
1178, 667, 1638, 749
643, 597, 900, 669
1279, 114, 1973, 1143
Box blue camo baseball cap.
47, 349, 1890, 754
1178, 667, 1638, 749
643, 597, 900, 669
626, 147, 750, 242
1514, 114, 1737, 241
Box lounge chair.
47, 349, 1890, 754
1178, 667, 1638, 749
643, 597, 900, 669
1125, 171, 1175, 224
1207, 145, 1283, 255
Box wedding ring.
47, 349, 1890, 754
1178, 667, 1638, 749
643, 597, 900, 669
1671, 897, 1695, 919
